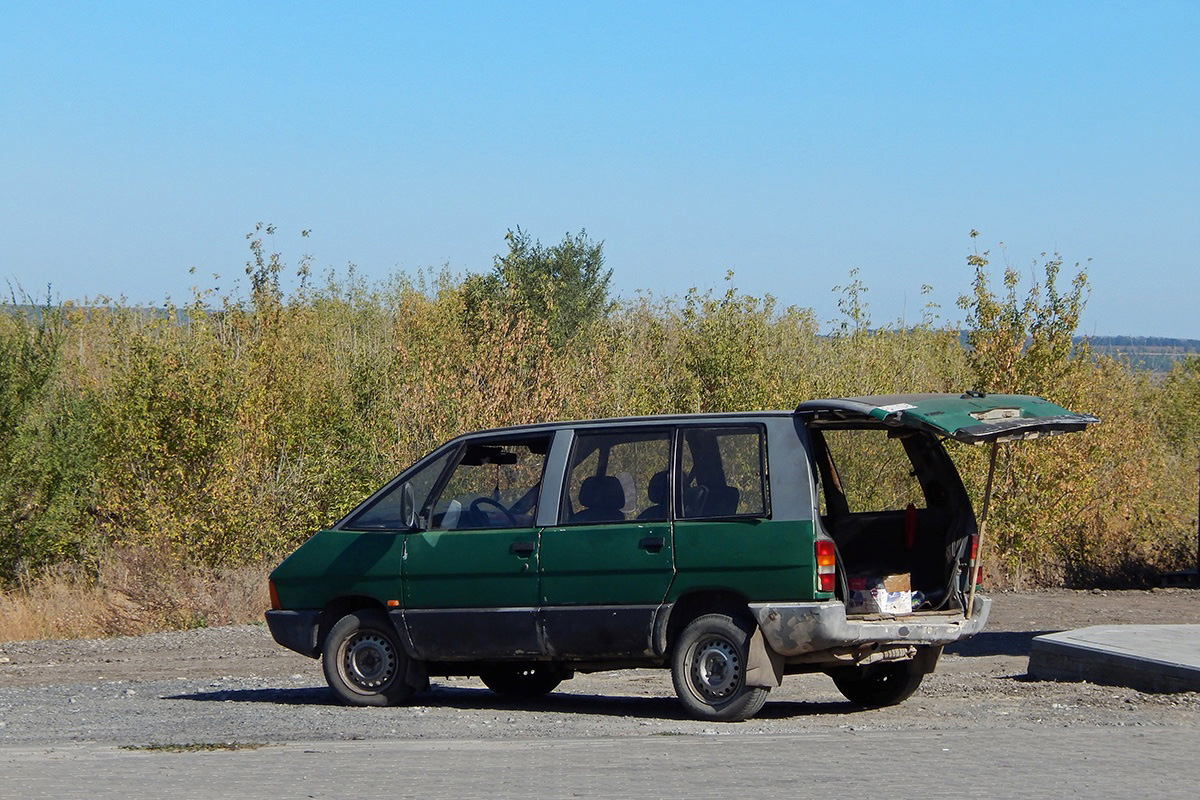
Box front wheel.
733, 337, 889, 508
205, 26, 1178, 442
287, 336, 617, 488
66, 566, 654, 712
322, 609, 415, 707
671, 613, 769, 722
828, 661, 924, 707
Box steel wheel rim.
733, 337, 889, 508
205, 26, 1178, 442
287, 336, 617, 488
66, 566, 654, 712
342, 631, 397, 692
691, 636, 741, 700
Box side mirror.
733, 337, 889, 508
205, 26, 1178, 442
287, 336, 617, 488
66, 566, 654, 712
399, 482, 418, 530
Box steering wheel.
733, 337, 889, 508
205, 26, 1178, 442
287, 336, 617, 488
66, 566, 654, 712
468, 497, 519, 527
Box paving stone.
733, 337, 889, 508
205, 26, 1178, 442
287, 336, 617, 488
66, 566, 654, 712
1029, 624, 1200, 692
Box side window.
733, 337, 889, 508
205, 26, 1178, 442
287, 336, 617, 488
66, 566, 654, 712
818, 428, 925, 513
560, 430, 672, 525
677, 426, 768, 519
428, 436, 551, 530
345, 449, 453, 530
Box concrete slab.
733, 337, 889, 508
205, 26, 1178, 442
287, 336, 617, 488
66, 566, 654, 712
1028, 624, 1200, 693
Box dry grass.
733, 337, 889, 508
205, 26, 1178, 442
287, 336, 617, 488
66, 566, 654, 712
0, 565, 111, 641
0, 548, 271, 643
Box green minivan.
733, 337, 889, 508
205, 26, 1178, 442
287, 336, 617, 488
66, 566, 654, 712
266, 393, 1097, 721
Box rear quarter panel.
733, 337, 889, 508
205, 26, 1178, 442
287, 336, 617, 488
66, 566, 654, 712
670, 517, 817, 601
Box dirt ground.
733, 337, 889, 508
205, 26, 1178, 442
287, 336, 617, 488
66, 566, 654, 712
983, 587, 1200, 630
2, 588, 1198, 689
2, 588, 1199, 747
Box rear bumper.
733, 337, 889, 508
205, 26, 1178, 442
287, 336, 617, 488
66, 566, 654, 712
750, 595, 991, 657
265, 609, 321, 658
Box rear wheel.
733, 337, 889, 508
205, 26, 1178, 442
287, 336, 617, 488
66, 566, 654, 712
479, 664, 567, 698
322, 609, 414, 707
671, 613, 769, 722
829, 661, 923, 707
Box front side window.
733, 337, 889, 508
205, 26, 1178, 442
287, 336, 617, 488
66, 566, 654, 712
428, 436, 551, 530
677, 426, 768, 519
560, 430, 672, 525
344, 449, 453, 530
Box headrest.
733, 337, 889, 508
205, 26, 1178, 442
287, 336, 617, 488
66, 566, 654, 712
579, 475, 625, 509
646, 470, 668, 504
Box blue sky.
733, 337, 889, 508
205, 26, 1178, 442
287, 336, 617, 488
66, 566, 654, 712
2, 2, 1197, 337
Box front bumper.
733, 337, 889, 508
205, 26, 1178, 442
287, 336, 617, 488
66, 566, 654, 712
265, 609, 322, 658
750, 595, 991, 657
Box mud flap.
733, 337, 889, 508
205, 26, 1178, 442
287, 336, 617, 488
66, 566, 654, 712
746, 626, 785, 689
405, 655, 430, 692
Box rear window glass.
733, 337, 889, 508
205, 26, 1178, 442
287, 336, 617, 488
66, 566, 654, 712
677, 426, 768, 519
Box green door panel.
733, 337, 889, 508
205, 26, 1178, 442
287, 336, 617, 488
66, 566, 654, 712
269, 529, 405, 609
538, 520, 675, 657
670, 518, 816, 602
538, 522, 675, 606
402, 527, 541, 610
402, 526, 543, 660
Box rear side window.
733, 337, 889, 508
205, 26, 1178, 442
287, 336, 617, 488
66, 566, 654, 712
560, 430, 672, 525
677, 426, 769, 519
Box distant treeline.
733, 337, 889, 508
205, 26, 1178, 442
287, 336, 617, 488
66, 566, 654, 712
1084, 336, 1200, 374
1, 230, 1198, 590
1085, 336, 1200, 351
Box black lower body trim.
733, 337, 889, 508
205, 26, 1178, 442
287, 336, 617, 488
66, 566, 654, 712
403, 608, 541, 660
265, 609, 321, 658
540, 605, 659, 658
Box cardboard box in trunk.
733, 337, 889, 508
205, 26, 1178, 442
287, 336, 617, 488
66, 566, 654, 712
847, 573, 913, 616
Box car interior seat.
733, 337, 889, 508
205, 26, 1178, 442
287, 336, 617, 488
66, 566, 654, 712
573, 475, 627, 524
636, 470, 669, 521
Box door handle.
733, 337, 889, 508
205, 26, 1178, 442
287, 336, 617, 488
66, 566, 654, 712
638, 535, 665, 552
509, 540, 536, 556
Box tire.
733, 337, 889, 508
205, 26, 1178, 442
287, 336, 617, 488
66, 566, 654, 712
322, 609, 415, 707
671, 613, 770, 722
829, 661, 924, 707
479, 664, 567, 698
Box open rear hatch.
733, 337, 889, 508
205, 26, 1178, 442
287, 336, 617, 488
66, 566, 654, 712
798, 392, 1099, 444
797, 392, 1099, 617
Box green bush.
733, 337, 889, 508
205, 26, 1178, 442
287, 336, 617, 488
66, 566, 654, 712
0, 230, 1195, 589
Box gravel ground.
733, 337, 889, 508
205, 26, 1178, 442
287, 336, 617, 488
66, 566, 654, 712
2, 589, 1198, 746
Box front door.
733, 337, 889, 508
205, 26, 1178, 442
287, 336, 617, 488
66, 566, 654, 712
402, 435, 550, 660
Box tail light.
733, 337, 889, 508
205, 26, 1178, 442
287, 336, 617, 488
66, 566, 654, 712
815, 540, 836, 593
268, 579, 281, 610
967, 535, 983, 588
